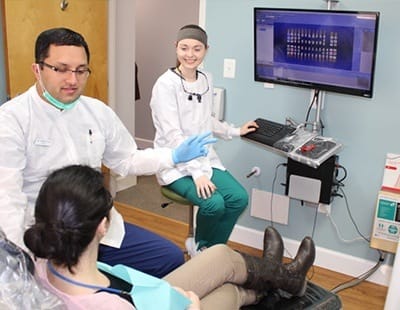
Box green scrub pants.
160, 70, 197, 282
167, 168, 248, 249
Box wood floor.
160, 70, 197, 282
115, 201, 388, 309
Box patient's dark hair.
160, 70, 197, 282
24, 165, 113, 272
35, 27, 90, 64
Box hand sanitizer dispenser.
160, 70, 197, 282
212, 87, 225, 121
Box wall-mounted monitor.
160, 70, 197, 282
254, 8, 380, 98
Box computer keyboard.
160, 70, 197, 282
243, 118, 296, 148
256, 119, 285, 137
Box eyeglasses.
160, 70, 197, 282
39, 61, 91, 80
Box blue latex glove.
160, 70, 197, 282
172, 132, 217, 164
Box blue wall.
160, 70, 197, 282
205, 0, 400, 262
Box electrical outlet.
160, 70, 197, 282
318, 203, 331, 215
304, 201, 331, 216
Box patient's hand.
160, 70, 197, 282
174, 287, 201, 309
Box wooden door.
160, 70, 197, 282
2, 0, 108, 102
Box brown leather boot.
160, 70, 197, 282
263, 226, 284, 262
242, 236, 315, 297
285, 236, 316, 296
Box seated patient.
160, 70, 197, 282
24, 165, 315, 310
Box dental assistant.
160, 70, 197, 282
150, 25, 258, 256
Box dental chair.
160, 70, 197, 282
0, 228, 65, 309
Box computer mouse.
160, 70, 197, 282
282, 144, 294, 152
301, 144, 316, 152
273, 141, 294, 152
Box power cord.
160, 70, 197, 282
305, 204, 320, 282
330, 250, 386, 294
323, 167, 387, 293
331, 164, 347, 199
305, 89, 319, 123
269, 163, 299, 262
269, 162, 287, 227
311, 201, 319, 239
328, 214, 364, 243
310, 162, 347, 241
306, 162, 386, 292
338, 187, 370, 243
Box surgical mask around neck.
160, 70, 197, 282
42, 89, 79, 110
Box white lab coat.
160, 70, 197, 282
150, 69, 240, 185
0, 85, 174, 249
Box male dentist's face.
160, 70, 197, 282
34, 44, 90, 104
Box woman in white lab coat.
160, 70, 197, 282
150, 25, 258, 256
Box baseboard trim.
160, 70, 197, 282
229, 225, 392, 287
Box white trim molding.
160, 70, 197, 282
134, 137, 154, 150
199, 0, 206, 29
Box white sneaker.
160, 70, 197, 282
185, 237, 202, 257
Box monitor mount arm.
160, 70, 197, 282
324, 0, 339, 10
312, 90, 325, 133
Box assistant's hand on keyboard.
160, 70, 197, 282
240, 120, 259, 136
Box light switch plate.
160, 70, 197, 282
223, 58, 236, 78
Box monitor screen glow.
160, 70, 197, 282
254, 8, 380, 98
